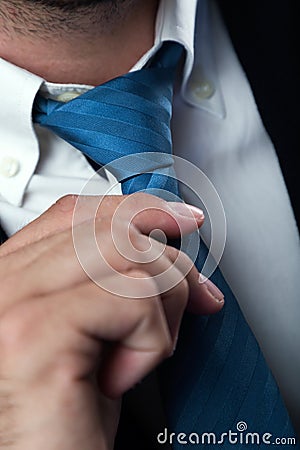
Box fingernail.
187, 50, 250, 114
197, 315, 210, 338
199, 274, 224, 302
168, 202, 204, 221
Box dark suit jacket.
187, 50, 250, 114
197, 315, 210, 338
218, 0, 299, 229
0, 225, 6, 244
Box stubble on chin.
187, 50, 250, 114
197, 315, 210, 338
20, 0, 130, 11
0, 0, 137, 36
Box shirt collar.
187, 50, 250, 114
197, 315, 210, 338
155, 0, 197, 84
130, 0, 197, 79
43, 0, 198, 98
0, 58, 43, 206
0, 0, 198, 206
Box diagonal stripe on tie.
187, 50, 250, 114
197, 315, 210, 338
33, 41, 299, 447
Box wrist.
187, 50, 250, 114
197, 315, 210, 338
0, 380, 118, 450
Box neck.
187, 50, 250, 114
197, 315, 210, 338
0, 0, 159, 85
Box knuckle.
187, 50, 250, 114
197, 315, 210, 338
176, 277, 189, 307
51, 356, 86, 386
165, 244, 180, 260
125, 270, 160, 298
160, 330, 174, 358
54, 194, 78, 213
140, 296, 173, 357
179, 249, 194, 266
0, 305, 34, 352
115, 224, 147, 266
127, 227, 147, 255
170, 247, 195, 277
129, 192, 165, 210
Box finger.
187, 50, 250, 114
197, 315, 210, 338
1, 226, 184, 316
1, 216, 224, 321
99, 346, 165, 399
0, 193, 204, 256
129, 235, 224, 315
106, 193, 205, 237
110, 213, 225, 315
164, 244, 224, 314
0, 215, 187, 298
95, 232, 222, 333
52, 272, 174, 398
0, 216, 128, 291
0, 194, 80, 256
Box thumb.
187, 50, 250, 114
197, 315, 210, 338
0, 193, 204, 256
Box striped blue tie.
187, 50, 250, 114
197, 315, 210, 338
33, 42, 298, 448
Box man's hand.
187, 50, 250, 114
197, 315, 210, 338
1, 193, 224, 312
0, 193, 224, 449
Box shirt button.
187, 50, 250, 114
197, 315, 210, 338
0, 156, 20, 178
56, 91, 82, 102
191, 79, 215, 100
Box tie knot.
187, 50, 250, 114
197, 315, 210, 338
33, 42, 184, 197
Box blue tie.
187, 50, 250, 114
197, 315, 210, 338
34, 43, 182, 199
33, 42, 298, 447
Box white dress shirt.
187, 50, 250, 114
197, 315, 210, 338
0, 0, 299, 429
174, 1, 300, 426
0, 0, 197, 236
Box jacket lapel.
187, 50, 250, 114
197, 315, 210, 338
0, 224, 8, 244
216, 0, 300, 229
